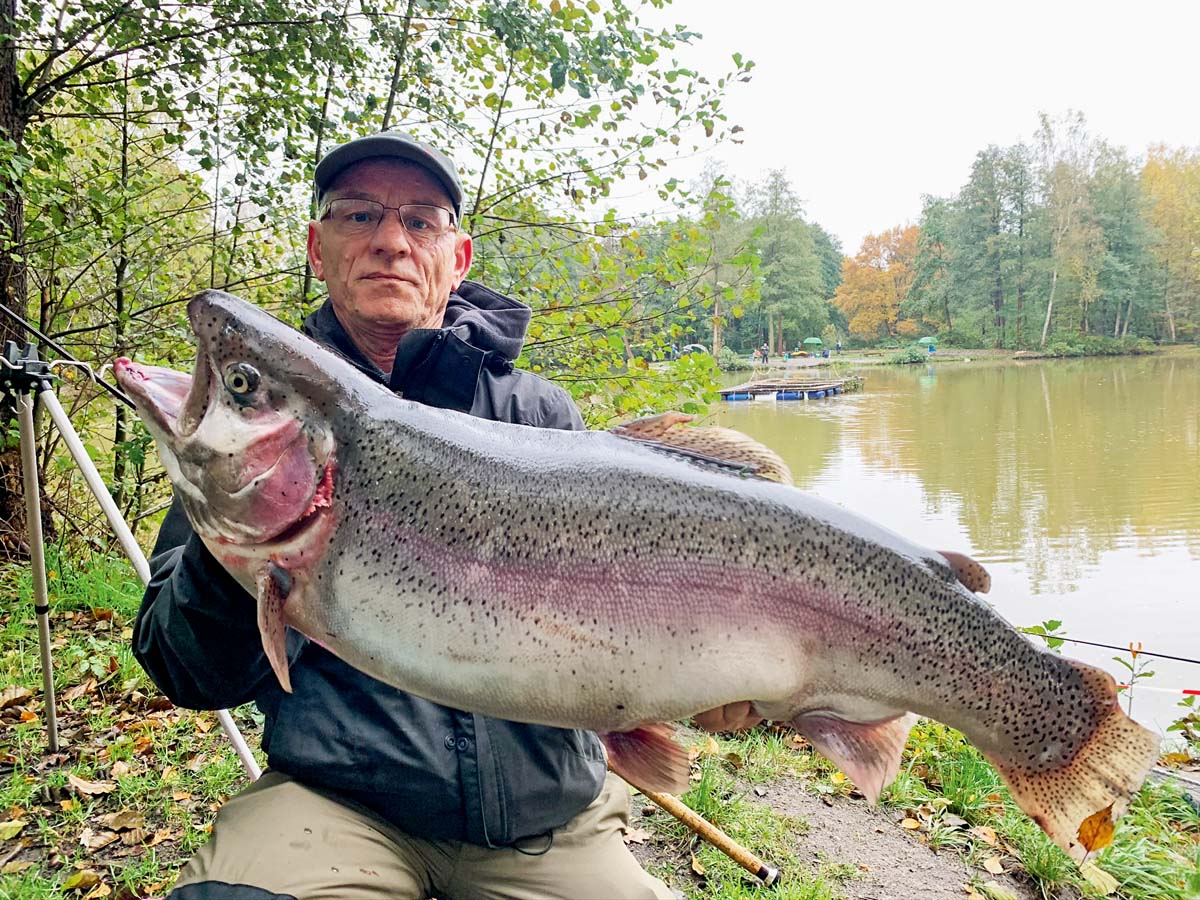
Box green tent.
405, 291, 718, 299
802, 337, 823, 346
918, 336, 938, 346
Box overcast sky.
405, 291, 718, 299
628, 0, 1199, 253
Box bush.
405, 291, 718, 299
717, 346, 753, 371
887, 347, 927, 365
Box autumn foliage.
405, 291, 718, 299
833, 226, 921, 340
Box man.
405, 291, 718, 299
134, 131, 757, 900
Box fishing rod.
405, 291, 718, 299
1018, 630, 1200, 667
0, 302, 134, 408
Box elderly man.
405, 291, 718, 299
134, 131, 757, 900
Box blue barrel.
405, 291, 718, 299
832, 386, 841, 394
723, 392, 752, 401
808, 390, 826, 399
776, 391, 802, 401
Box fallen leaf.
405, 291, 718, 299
98, 810, 145, 832
83, 882, 112, 899
787, 734, 808, 750
68, 774, 116, 796
78, 828, 119, 851
722, 751, 743, 769
62, 870, 103, 891
59, 799, 77, 812
119, 827, 149, 846
0, 819, 27, 840
621, 826, 653, 845
147, 828, 176, 847
194, 716, 212, 734
18, 711, 38, 723
982, 855, 1005, 875
2, 861, 34, 874
91, 607, 114, 622
977, 881, 1018, 900
1160, 752, 1193, 767
110, 761, 131, 779
61, 680, 96, 703
753, 786, 768, 797
1079, 860, 1119, 895
690, 854, 706, 877
171, 791, 193, 802
1077, 803, 1115, 854
0, 686, 34, 709
963, 888, 985, 900
830, 772, 846, 785
901, 818, 922, 830
969, 825, 998, 845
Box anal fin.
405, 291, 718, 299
256, 562, 294, 694
792, 712, 918, 803
602, 724, 691, 794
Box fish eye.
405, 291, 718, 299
224, 364, 260, 397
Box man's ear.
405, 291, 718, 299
307, 221, 326, 281
450, 232, 473, 291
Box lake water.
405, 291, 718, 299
715, 351, 1200, 737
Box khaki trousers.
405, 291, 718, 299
170, 771, 675, 900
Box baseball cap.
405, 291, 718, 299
314, 131, 465, 223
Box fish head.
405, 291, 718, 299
114, 290, 341, 548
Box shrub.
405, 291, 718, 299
887, 347, 927, 365
717, 346, 753, 371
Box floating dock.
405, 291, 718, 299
720, 376, 863, 402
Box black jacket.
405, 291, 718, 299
132, 281, 606, 846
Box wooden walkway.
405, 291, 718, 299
719, 376, 863, 401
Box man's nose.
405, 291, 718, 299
370, 208, 413, 253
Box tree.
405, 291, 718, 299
1142, 145, 1200, 341
833, 226, 919, 340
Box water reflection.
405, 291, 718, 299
715, 352, 1200, 734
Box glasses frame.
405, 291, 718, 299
318, 198, 457, 242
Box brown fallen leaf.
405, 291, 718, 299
98, 810, 145, 832
110, 761, 131, 779
171, 791, 193, 802
969, 825, 998, 845
900, 817, 922, 830
622, 826, 653, 845
61, 679, 97, 703
78, 828, 119, 851
1159, 752, 1193, 767
147, 828, 176, 847
982, 855, 1005, 875
1, 860, 34, 874
1077, 803, 1115, 854
67, 774, 116, 796
119, 827, 149, 846
83, 882, 112, 899
690, 854, 706, 877
0, 686, 34, 710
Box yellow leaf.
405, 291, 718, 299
982, 855, 1005, 875
62, 870, 103, 891
2, 861, 34, 874
969, 825, 998, 845
690, 854, 706, 876
1076, 803, 1115, 854
0, 819, 26, 840
901, 818, 922, 830
1159, 752, 1193, 767
830, 772, 846, 784
1079, 861, 1119, 895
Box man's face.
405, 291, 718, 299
307, 159, 472, 337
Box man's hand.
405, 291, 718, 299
693, 701, 763, 733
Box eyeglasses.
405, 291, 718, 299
319, 199, 456, 241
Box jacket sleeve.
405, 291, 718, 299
132, 495, 279, 710
533, 382, 585, 431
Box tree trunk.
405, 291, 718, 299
1040, 266, 1059, 347
0, 0, 32, 558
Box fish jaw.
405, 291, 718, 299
113, 359, 192, 439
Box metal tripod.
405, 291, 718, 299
2, 340, 260, 779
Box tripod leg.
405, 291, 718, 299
38, 387, 261, 779
17, 392, 60, 753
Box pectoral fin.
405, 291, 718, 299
256, 562, 294, 693
940, 550, 992, 594
791, 712, 918, 803
611, 412, 793, 485
602, 724, 691, 794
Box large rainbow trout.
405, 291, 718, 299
115, 290, 1158, 860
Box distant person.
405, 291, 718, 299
760, 342, 769, 365
836, 340, 842, 354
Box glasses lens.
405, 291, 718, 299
325, 199, 383, 234
399, 205, 452, 239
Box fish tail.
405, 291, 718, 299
985, 666, 1159, 860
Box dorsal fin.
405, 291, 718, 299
610, 412, 794, 485
940, 550, 992, 594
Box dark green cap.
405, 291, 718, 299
314, 131, 464, 222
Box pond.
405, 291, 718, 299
714, 350, 1200, 736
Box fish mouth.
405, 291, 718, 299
113, 358, 191, 436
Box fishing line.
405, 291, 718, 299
0, 302, 134, 408
1018, 630, 1200, 667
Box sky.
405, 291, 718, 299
628, 0, 1200, 253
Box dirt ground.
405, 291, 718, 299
630, 775, 1055, 900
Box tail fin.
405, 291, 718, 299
986, 679, 1159, 861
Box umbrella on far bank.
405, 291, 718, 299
802, 337, 823, 346
918, 336, 938, 346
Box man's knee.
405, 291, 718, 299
167, 883, 297, 900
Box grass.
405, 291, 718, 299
2, 552, 1198, 899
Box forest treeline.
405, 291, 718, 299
0, 1, 1196, 549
